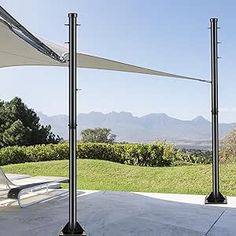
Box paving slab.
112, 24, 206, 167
0, 190, 235, 236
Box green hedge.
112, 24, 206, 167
0, 142, 185, 167
177, 149, 212, 165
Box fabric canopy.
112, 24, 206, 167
0, 6, 209, 83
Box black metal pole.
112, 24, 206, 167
60, 13, 86, 235
68, 12, 78, 232
205, 18, 226, 204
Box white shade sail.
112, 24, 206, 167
0, 6, 209, 83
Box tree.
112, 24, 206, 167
220, 129, 236, 163
0, 97, 62, 147
80, 128, 116, 143
2, 120, 26, 146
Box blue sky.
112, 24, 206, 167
0, 0, 236, 123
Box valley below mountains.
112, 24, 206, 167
38, 112, 236, 150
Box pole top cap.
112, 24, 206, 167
68, 13, 78, 18
210, 18, 218, 22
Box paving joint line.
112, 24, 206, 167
205, 209, 226, 235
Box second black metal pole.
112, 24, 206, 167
69, 12, 78, 231
60, 13, 86, 235
205, 18, 226, 204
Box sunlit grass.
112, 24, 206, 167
3, 159, 236, 196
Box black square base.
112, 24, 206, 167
59, 222, 86, 235
205, 192, 227, 204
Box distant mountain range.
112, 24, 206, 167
38, 112, 236, 150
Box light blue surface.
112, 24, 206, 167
0, 1, 235, 122
0, 190, 235, 235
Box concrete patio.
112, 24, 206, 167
0, 189, 235, 236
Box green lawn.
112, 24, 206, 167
3, 159, 236, 196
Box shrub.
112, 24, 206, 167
220, 129, 236, 163
25, 143, 69, 162
0, 142, 206, 167
0, 146, 28, 165
123, 144, 148, 166
177, 149, 212, 164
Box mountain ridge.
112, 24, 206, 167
38, 111, 236, 149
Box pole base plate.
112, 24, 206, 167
205, 192, 227, 204
59, 222, 86, 235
